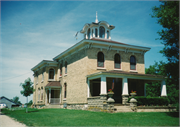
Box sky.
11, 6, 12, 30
0, 1, 167, 104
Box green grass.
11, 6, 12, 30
1, 108, 179, 126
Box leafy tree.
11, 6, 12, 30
11, 96, 22, 105
147, 1, 179, 104
20, 78, 34, 113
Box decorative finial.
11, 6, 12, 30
95, 11, 98, 23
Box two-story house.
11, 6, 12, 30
31, 15, 167, 108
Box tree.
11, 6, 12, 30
20, 77, 34, 113
11, 96, 22, 105
151, 1, 179, 88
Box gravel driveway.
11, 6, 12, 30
0, 112, 26, 127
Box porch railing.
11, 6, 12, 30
50, 98, 60, 105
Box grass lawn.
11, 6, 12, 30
1, 108, 179, 126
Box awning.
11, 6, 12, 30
45, 81, 61, 88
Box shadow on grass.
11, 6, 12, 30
165, 112, 179, 118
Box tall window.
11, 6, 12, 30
36, 75, 38, 84
38, 88, 40, 101
49, 69, 54, 79
114, 54, 121, 69
42, 72, 44, 81
64, 83, 67, 98
87, 28, 90, 39
107, 30, 109, 39
60, 64, 62, 76
99, 26, 105, 38
97, 52, 104, 67
95, 28, 98, 37
130, 56, 136, 70
65, 62, 67, 74
41, 87, 43, 100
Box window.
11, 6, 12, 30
87, 28, 90, 39
36, 75, 38, 84
42, 72, 44, 81
65, 62, 67, 74
64, 83, 67, 98
41, 87, 43, 100
49, 69, 54, 79
60, 64, 62, 76
38, 88, 40, 101
84, 34, 86, 39
114, 54, 121, 69
92, 29, 94, 37
95, 28, 98, 37
97, 52, 104, 67
107, 30, 109, 39
130, 56, 136, 70
99, 26, 105, 38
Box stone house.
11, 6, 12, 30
31, 16, 167, 109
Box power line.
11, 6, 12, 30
0, 72, 32, 82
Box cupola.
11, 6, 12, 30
80, 12, 115, 40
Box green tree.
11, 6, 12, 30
151, 1, 179, 88
11, 96, 22, 105
20, 78, 34, 113
148, 1, 179, 104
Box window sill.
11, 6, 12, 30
59, 76, 62, 78
64, 74, 67, 77
130, 70, 138, 73
36, 82, 38, 85
41, 80, 44, 83
114, 68, 122, 71
97, 67, 106, 70
63, 98, 67, 101
48, 79, 55, 81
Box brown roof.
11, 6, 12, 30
105, 70, 164, 78
45, 81, 61, 88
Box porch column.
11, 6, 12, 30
122, 77, 129, 104
49, 88, 51, 103
45, 89, 48, 104
161, 79, 167, 97
87, 79, 90, 98
100, 76, 107, 95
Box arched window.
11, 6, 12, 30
114, 54, 121, 69
60, 64, 62, 76
87, 28, 90, 39
65, 61, 67, 74
97, 52, 104, 67
95, 28, 98, 37
107, 30, 109, 39
49, 69, 54, 79
130, 56, 136, 70
99, 26, 105, 38
64, 83, 67, 98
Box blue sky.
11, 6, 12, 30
0, 1, 167, 103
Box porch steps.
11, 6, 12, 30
114, 106, 132, 112
45, 105, 62, 109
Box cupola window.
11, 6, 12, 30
95, 28, 98, 37
99, 26, 105, 38
107, 30, 109, 39
87, 28, 90, 39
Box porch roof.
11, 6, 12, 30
45, 81, 61, 88
87, 70, 165, 81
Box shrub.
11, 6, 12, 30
128, 96, 169, 106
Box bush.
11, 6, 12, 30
128, 96, 170, 106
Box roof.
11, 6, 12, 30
45, 81, 61, 88
0, 96, 21, 106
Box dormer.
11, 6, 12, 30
80, 12, 115, 40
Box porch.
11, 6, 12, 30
87, 70, 167, 104
45, 81, 61, 105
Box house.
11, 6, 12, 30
31, 14, 167, 109
0, 96, 21, 108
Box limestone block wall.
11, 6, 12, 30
58, 49, 88, 104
